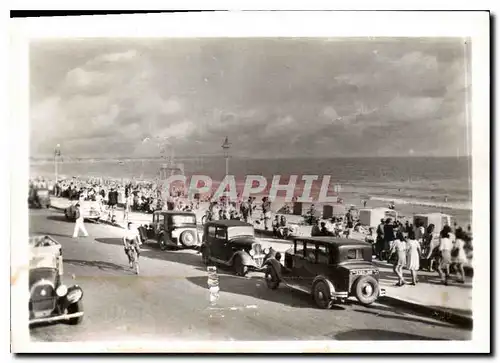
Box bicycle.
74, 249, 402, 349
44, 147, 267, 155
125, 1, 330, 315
125, 242, 140, 275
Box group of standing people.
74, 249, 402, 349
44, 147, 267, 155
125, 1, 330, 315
389, 223, 472, 287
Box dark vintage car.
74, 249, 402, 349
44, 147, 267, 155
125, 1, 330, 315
28, 188, 51, 209
147, 211, 201, 250
263, 237, 386, 308
200, 220, 269, 276
29, 235, 84, 326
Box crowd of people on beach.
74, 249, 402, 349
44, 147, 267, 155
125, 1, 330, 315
31, 175, 474, 286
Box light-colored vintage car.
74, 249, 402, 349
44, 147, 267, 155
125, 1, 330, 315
64, 200, 103, 222
29, 235, 84, 326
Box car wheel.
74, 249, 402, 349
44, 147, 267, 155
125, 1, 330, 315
179, 230, 196, 247
313, 280, 333, 309
67, 300, 83, 325
158, 234, 168, 251
265, 266, 280, 290
354, 275, 379, 306
233, 255, 248, 277
201, 246, 210, 265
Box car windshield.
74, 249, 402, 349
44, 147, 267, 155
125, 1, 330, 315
228, 226, 254, 239
172, 215, 196, 225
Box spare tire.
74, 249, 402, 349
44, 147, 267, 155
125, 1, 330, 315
353, 275, 379, 306
179, 230, 196, 247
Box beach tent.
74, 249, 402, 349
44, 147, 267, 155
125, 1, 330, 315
413, 213, 452, 233
359, 207, 398, 227
322, 204, 348, 219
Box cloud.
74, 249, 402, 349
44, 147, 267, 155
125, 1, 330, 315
30, 38, 470, 158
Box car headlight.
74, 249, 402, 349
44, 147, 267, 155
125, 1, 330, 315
249, 249, 255, 256
67, 288, 83, 302
56, 284, 68, 297
264, 248, 270, 254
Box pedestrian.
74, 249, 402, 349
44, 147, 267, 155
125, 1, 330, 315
311, 219, 321, 237
452, 228, 468, 283
262, 197, 272, 231
72, 203, 89, 238
406, 230, 421, 285
124, 193, 133, 222
375, 218, 385, 257
108, 187, 119, 221
437, 225, 453, 285
424, 224, 440, 271
383, 218, 395, 261
240, 199, 250, 223
389, 231, 407, 286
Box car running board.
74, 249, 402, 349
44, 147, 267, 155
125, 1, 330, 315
29, 312, 84, 325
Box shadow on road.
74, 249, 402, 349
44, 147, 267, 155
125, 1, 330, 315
186, 275, 345, 310
379, 269, 472, 290
334, 328, 449, 341
94, 238, 206, 269
47, 215, 71, 223
65, 259, 133, 274
351, 308, 466, 330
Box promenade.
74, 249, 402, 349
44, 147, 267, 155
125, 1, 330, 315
49, 196, 472, 327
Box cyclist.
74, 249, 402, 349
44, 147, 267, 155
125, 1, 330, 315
123, 222, 142, 269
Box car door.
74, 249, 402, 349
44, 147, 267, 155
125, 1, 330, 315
205, 225, 217, 257
287, 240, 316, 291
304, 244, 332, 283
212, 227, 229, 262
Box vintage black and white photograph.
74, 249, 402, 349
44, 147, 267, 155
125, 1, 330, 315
9, 11, 490, 353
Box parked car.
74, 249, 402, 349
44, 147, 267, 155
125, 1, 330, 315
263, 237, 386, 308
28, 188, 51, 209
200, 220, 269, 276
149, 211, 201, 250
64, 200, 102, 222
29, 235, 84, 326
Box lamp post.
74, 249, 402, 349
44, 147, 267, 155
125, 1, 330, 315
221, 136, 231, 177
54, 144, 61, 183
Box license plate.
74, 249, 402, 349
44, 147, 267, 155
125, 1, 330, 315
352, 270, 374, 275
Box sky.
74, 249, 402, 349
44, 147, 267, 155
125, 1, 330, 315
29, 38, 471, 159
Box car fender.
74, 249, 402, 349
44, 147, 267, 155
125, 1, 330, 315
264, 258, 283, 279
312, 275, 335, 294
61, 285, 84, 310
230, 250, 257, 267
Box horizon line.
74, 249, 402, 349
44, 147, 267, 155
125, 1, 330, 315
29, 154, 472, 161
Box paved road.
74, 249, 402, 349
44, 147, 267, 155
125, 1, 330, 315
28, 208, 470, 342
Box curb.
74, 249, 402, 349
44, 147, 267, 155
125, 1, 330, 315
379, 295, 473, 329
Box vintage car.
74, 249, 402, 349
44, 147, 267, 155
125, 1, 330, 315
200, 220, 269, 276
29, 235, 84, 326
64, 200, 102, 222
147, 210, 201, 250
263, 237, 386, 308
28, 188, 51, 209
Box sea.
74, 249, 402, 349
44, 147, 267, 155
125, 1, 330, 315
30, 156, 472, 212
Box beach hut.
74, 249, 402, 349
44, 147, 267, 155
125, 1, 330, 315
413, 213, 452, 233
293, 202, 303, 216
322, 204, 348, 219
359, 207, 398, 227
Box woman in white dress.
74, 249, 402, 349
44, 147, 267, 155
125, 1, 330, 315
390, 231, 407, 286
452, 228, 468, 283
406, 230, 421, 285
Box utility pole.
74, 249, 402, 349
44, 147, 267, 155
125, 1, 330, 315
54, 144, 61, 182
221, 136, 231, 177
